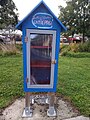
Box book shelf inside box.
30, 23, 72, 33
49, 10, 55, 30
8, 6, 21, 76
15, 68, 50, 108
31, 46, 52, 49
30, 45, 51, 68
31, 61, 51, 68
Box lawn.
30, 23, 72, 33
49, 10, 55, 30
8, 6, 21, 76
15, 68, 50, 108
0, 55, 23, 108
0, 53, 90, 116
57, 53, 90, 116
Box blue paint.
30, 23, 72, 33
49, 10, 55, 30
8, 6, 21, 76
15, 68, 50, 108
16, 1, 67, 31
16, 1, 67, 92
22, 28, 27, 91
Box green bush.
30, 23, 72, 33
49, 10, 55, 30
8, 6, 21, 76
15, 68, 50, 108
16, 44, 22, 51
60, 41, 90, 57
0, 43, 21, 56
63, 52, 90, 58
78, 41, 90, 52
60, 50, 68, 56
68, 43, 79, 52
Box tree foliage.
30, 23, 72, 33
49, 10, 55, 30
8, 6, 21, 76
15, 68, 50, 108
58, 0, 90, 38
0, 0, 18, 29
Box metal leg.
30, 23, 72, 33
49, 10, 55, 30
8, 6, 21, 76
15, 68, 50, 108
47, 93, 56, 117
30, 95, 34, 104
22, 92, 33, 117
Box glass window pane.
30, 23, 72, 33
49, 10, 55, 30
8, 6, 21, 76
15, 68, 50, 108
30, 33, 53, 85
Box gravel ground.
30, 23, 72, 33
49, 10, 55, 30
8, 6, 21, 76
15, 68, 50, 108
0, 96, 89, 120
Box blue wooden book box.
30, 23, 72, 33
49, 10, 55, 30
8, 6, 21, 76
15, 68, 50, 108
16, 1, 66, 93
16, 0, 66, 117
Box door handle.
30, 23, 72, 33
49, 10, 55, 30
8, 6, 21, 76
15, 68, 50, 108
51, 60, 56, 64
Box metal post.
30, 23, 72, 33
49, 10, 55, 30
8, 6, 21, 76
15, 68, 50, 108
47, 93, 56, 117
22, 92, 33, 117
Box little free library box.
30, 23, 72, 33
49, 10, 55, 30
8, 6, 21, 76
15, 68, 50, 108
16, 1, 66, 93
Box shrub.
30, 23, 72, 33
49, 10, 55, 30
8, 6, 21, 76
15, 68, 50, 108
0, 43, 21, 56
63, 52, 90, 58
16, 44, 22, 51
60, 50, 68, 56
60, 40, 90, 57
68, 43, 79, 52
78, 41, 90, 52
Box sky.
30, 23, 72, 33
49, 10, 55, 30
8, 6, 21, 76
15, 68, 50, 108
12, 0, 66, 20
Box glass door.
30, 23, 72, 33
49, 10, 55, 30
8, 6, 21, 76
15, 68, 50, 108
26, 29, 56, 88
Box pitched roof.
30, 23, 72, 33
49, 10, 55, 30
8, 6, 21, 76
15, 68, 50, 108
16, 1, 67, 32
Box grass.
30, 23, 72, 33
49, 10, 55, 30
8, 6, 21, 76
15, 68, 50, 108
57, 53, 90, 116
0, 55, 23, 109
61, 51, 90, 58
0, 52, 90, 116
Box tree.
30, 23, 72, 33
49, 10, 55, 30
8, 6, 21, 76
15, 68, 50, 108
0, 0, 18, 29
58, 0, 90, 41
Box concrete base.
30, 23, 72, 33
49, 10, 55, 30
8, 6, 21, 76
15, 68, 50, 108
22, 107, 33, 118
1, 98, 80, 120
47, 106, 56, 117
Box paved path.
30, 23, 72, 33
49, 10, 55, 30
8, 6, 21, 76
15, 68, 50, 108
66, 116, 90, 120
